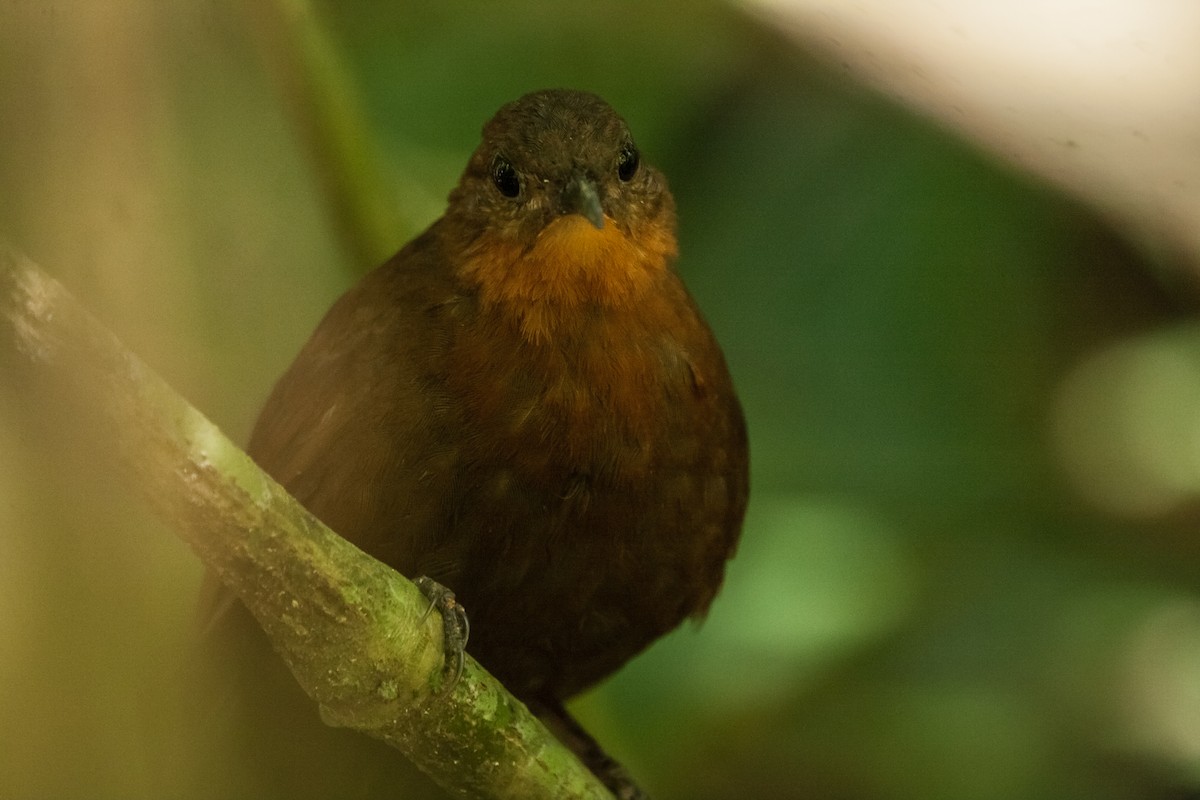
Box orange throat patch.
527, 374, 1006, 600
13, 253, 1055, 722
459, 214, 676, 343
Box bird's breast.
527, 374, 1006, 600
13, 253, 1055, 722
445, 297, 704, 492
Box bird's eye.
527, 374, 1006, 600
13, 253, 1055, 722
491, 154, 521, 198
617, 143, 640, 182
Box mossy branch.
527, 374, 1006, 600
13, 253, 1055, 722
0, 245, 612, 800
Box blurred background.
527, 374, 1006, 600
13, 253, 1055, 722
3, 1, 1200, 798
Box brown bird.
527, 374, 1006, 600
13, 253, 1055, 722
206, 88, 748, 799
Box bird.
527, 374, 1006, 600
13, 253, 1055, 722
203, 88, 748, 800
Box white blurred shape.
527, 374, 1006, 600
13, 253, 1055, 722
741, 0, 1200, 266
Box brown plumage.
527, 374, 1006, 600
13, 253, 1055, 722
214, 88, 748, 798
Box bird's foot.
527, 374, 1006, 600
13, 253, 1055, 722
531, 697, 650, 799
414, 576, 470, 694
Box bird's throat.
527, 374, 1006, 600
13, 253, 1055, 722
459, 215, 677, 343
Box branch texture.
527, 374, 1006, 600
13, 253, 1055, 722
0, 245, 612, 800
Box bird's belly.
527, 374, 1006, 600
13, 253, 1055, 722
450, 441, 733, 699
438, 314, 742, 699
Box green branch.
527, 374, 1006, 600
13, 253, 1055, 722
243, 0, 413, 268
0, 245, 612, 800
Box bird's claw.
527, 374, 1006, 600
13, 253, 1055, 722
414, 576, 470, 694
